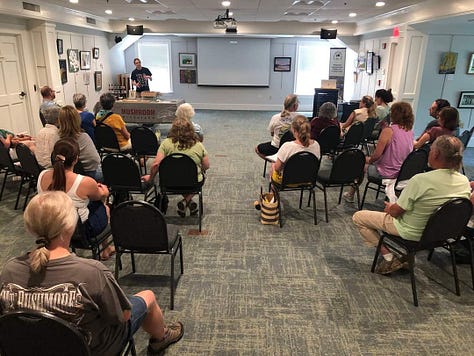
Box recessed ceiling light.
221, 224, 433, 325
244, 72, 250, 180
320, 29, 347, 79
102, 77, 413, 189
331, 20, 338, 24
105, 9, 112, 15
140, 0, 148, 3
128, 17, 135, 21
375, 1, 385, 7
349, 12, 357, 17
69, 0, 78, 4
222, 1, 231, 7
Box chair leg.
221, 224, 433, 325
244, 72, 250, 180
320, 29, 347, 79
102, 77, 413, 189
408, 254, 418, 307
170, 253, 175, 310
273, 188, 282, 228
179, 237, 184, 274
361, 181, 370, 210
14, 176, 24, 210
311, 188, 317, 225
114, 253, 120, 280
23, 180, 33, 211
298, 189, 303, 209
198, 191, 203, 232
355, 185, 361, 210
449, 246, 461, 296
131, 252, 136, 273
0, 170, 8, 201
263, 160, 267, 178
338, 185, 344, 204
467, 237, 474, 290
323, 187, 328, 223
371, 235, 385, 272
427, 249, 434, 261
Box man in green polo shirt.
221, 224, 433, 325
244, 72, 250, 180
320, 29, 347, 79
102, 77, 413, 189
352, 135, 471, 274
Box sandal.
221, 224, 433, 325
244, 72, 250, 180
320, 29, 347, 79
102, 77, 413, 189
100, 246, 116, 261
188, 200, 198, 216
177, 199, 186, 217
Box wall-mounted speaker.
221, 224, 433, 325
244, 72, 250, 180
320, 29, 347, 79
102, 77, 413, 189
320, 28, 337, 39
127, 25, 144, 35
114, 35, 122, 43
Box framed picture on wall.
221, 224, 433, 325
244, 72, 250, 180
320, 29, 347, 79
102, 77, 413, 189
274, 57, 291, 72
467, 53, 474, 74
67, 49, 80, 72
59, 59, 67, 84
93, 47, 99, 59
179, 69, 196, 84
80, 51, 91, 70
94, 71, 102, 91
439, 52, 458, 74
366, 51, 375, 75
56, 39, 63, 55
457, 91, 474, 108
179, 53, 196, 67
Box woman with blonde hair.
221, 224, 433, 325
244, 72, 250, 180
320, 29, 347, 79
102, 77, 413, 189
271, 115, 321, 184
256, 94, 299, 159
175, 103, 203, 141
58, 105, 101, 180
144, 117, 210, 217
341, 95, 376, 134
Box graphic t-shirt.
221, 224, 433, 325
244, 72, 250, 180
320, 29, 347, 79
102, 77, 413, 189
131, 67, 152, 92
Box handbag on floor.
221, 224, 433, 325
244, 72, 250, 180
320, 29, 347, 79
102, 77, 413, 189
257, 187, 279, 225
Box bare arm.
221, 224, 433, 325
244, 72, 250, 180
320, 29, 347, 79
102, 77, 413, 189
384, 201, 405, 218
413, 132, 430, 150
143, 151, 165, 182
273, 158, 283, 173
80, 177, 109, 201
367, 127, 393, 164
120, 126, 130, 140
341, 112, 355, 130
201, 155, 210, 172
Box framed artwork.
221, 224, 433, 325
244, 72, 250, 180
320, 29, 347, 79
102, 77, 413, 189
59, 59, 67, 84
93, 47, 99, 59
457, 91, 474, 108
439, 52, 458, 74
179, 53, 196, 68
56, 39, 63, 55
83, 72, 90, 85
274, 57, 291, 72
366, 51, 375, 75
80, 51, 91, 70
179, 69, 196, 84
467, 53, 474, 74
94, 71, 102, 91
357, 54, 366, 71
67, 49, 80, 73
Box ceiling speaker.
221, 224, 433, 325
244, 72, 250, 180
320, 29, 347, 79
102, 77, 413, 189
114, 35, 122, 43
320, 28, 337, 39
127, 25, 144, 35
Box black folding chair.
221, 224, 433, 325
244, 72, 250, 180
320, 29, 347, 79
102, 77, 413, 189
94, 123, 121, 157
0, 143, 23, 207
70, 216, 113, 262
15, 143, 43, 210
361, 117, 378, 155
316, 125, 340, 156
270, 151, 320, 227
131, 126, 159, 175
262, 130, 294, 177
316, 148, 366, 222
337, 122, 364, 153
111, 200, 183, 310
371, 198, 472, 306
159, 153, 205, 232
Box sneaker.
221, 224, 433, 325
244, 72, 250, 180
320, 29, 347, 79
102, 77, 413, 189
342, 191, 354, 203
188, 200, 198, 216
375, 256, 405, 275
148, 321, 184, 354
177, 199, 186, 218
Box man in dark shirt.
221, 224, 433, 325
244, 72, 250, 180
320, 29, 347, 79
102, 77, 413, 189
416, 98, 450, 139
131, 58, 152, 94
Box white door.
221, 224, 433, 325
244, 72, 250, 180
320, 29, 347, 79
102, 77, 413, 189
0, 34, 30, 134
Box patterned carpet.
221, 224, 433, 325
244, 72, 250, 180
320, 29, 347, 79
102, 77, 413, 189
1, 110, 474, 355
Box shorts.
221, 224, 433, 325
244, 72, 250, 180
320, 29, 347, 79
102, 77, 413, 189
85, 201, 108, 239
120, 295, 148, 350
257, 142, 278, 156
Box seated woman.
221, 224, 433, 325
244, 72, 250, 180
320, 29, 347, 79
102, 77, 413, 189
271, 115, 321, 184
175, 103, 204, 142
310, 102, 340, 140
341, 95, 376, 135
73, 93, 96, 143
58, 105, 101, 180
372, 88, 394, 137
255, 94, 299, 159
143, 117, 210, 217
343, 102, 414, 202
414, 107, 459, 149
37, 138, 114, 260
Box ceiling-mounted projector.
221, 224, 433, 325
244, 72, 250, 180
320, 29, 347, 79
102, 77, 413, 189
213, 8, 237, 30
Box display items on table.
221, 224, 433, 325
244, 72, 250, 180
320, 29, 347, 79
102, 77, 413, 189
467, 53, 474, 74
59, 59, 67, 84
56, 39, 63, 55
94, 71, 102, 91
179, 53, 196, 68
80, 51, 91, 70
439, 52, 458, 74
93, 47, 99, 59
457, 91, 474, 109
273, 57, 291, 72
179, 70, 196, 84
67, 49, 80, 73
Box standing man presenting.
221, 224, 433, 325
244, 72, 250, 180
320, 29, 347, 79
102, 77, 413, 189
131, 58, 152, 95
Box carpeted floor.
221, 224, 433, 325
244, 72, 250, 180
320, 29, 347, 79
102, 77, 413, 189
1, 110, 474, 355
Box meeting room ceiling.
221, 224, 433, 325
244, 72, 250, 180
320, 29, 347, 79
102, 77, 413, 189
39, 0, 426, 24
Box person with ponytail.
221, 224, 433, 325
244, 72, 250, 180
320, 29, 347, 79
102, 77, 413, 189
36, 137, 114, 259
0, 191, 184, 355
256, 94, 299, 159
271, 115, 321, 185
341, 95, 376, 134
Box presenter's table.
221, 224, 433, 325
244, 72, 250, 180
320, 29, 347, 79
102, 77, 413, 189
113, 99, 184, 124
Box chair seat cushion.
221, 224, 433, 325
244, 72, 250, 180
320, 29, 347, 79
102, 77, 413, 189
383, 233, 420, 251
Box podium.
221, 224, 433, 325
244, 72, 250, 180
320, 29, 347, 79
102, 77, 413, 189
312, 88, 339, 119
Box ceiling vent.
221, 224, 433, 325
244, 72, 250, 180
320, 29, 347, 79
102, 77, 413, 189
23, 2, 40, 12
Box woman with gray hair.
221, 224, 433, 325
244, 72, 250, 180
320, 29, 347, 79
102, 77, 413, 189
73, 93, 96, 143
175, 103, 204, 141
310, 102, 341, 140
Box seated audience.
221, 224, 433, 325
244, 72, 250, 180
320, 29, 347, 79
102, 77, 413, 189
343, 102, 414, 202
417, 98, 451, 139
352, 135, 470, 274
372, 89, 394, 136
73, 93, 96, 143
144, 117, 210, 217
175, 103, 204, 141
37, 138, 112, 258
341, 95, 376, 134
310, 102, 340, 140
414, 107, 459, 150
35, 106, 60, 168
0, 190, 184, 355
271, 115, 321, 185
39, 85, 60, 115
0, 128, 35, 154
255, 94, 299, 159
58, 106, 101, 180
96, 93, 132, 151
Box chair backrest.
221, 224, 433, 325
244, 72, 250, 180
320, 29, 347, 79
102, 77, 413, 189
131, 126, 159, 156
418, 198, 472, 250
281, 151, 320, 187
330, 148, 366, 183
0, 310, 90, 356
395, 149, 428, 185
340, 102, 360, 123
94, 123, 120, 151
158, 153, 199, 189
362, 117, 378, 140
458, 129, 471, 149
111, 200, 169, 252
102, 153, 142, 190
39, 110, 46, 127
0, 142, 17, 172
279, 129, 295, 147
343, 122, 364, 148
317, 125, 340, 154
15, 143, 42, 177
